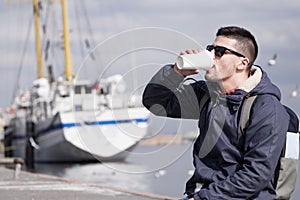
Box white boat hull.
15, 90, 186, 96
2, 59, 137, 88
10, 107, 149, 162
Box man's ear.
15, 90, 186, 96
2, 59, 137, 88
237, 58, 250, 71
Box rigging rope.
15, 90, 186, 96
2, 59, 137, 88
41, 0, 52, 62
78, 0, 96, 60
11, 17, 34, 105
73, 0, 86, 62
49, 1, 64, 78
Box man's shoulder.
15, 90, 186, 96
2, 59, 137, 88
252, 93, 281, 106
251, 94, 288, 118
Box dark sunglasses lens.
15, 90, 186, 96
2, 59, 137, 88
206, 45, 225, 57
214, 46, 226, 57
206, 45, 214, 51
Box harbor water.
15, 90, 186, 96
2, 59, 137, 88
34, 142, 194, 199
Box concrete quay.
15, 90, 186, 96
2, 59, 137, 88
0, 166, 176, 200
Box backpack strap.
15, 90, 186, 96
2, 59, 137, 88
199, 93, 258, 134
240, 95, 257, 134
199, 93, 257, 133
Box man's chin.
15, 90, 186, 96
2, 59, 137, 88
205, 73, 219, 83
204, 73, 211, 81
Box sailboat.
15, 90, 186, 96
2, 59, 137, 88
3, 0, 150, 163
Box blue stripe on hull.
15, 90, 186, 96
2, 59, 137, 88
12, 118, 149, 141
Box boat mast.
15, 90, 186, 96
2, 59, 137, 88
33, 0, 44, 79
61, 0, 73, 81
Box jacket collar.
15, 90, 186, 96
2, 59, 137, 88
238, 65, 262, 93
216, 66, 263, 107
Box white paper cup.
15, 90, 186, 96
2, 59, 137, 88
176, 50, 214, 70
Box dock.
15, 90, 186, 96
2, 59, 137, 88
0, 166, 176, 200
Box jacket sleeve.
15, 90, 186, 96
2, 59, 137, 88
197, 95, 289, 199
142, 64, 207, 119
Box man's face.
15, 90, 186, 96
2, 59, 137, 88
205, 36, 244, 84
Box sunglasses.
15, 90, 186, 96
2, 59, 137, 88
206, 45, 245, 58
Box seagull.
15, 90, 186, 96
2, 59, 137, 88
268, 53, 277, 66
291, 85, 299, 98
291, 90, 297, 97
154, 170, 166, 178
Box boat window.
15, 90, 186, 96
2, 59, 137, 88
85, 86, 92, 94
74, 86, 81, 94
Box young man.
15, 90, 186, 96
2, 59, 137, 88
142, 26, 289, 199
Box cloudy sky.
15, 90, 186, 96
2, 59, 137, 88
1, 0, 300, 114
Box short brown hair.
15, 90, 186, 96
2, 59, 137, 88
216, 26, 258, 70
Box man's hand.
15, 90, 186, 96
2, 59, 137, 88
174, 49, 201, 76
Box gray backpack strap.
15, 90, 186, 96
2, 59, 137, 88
240, 95, 257, 134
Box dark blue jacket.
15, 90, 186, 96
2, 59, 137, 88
142, 65, 289, 199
